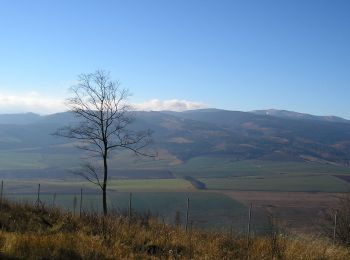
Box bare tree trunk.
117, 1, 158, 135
102, 154, 108, 215
55, 71, 153, 217
102, 185, 107, 215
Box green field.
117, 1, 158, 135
107, 179, 193, 191
2, 156, 350, 193
0, 151, 46, 170
1, 178, 193, 194
172, 158, 350, 192
200, 175, 350, 192
0, 149, 172, 171
173, 157, 350, 178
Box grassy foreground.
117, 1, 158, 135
0, 200, 349, 259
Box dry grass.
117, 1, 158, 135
0, 199, 348, 259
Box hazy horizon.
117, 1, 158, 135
0, 107, 349, 121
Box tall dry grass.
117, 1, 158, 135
0, 199, 348, 259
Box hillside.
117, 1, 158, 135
0, 199, 349, 259
0, 109, 350, 166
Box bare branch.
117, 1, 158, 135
71, 163, 103, 190
56, 70, 154, 215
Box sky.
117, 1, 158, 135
0, 0, 349, 117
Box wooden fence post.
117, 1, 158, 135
52, 193, 56, 207
333, 210, 338, 244
73, 195, 77, 216
0, 180, 3, 205
248, 203, 252, 239
36, 184, 41, 207
80, 188, 83, 217
247, 203, 253, 259
185, 197, 190, 232
129, 192, 132, 219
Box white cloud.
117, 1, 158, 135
0, 92, 66, 114
0, 91, 206, 114
133, 99, 207, 112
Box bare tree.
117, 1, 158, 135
56, 70, 153, 215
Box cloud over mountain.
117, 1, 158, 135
0, 91, 206, 114
0, 92, 66, 114
133, 99, 206, 112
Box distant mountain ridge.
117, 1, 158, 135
0, 112, 42, 125
0, 109, 348, 125
251, 109, 349, 124
0, 108, 350, 165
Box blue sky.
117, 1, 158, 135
0, 0, 349, 117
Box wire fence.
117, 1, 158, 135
0, 180, 332, 236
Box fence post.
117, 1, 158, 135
333, 210, 338, 244
73, 195, 77, 216
247, 203, 252, 238
247, 203, 253, 259
128, 192, 132, 219
185, 197, 190, 232
0, 180, 3, 206
52, 193, 56, 207
36, 184, 41, 207
96, 196, 99, 214
80, 188, 83, 217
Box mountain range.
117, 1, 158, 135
0, 109, 349, 165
